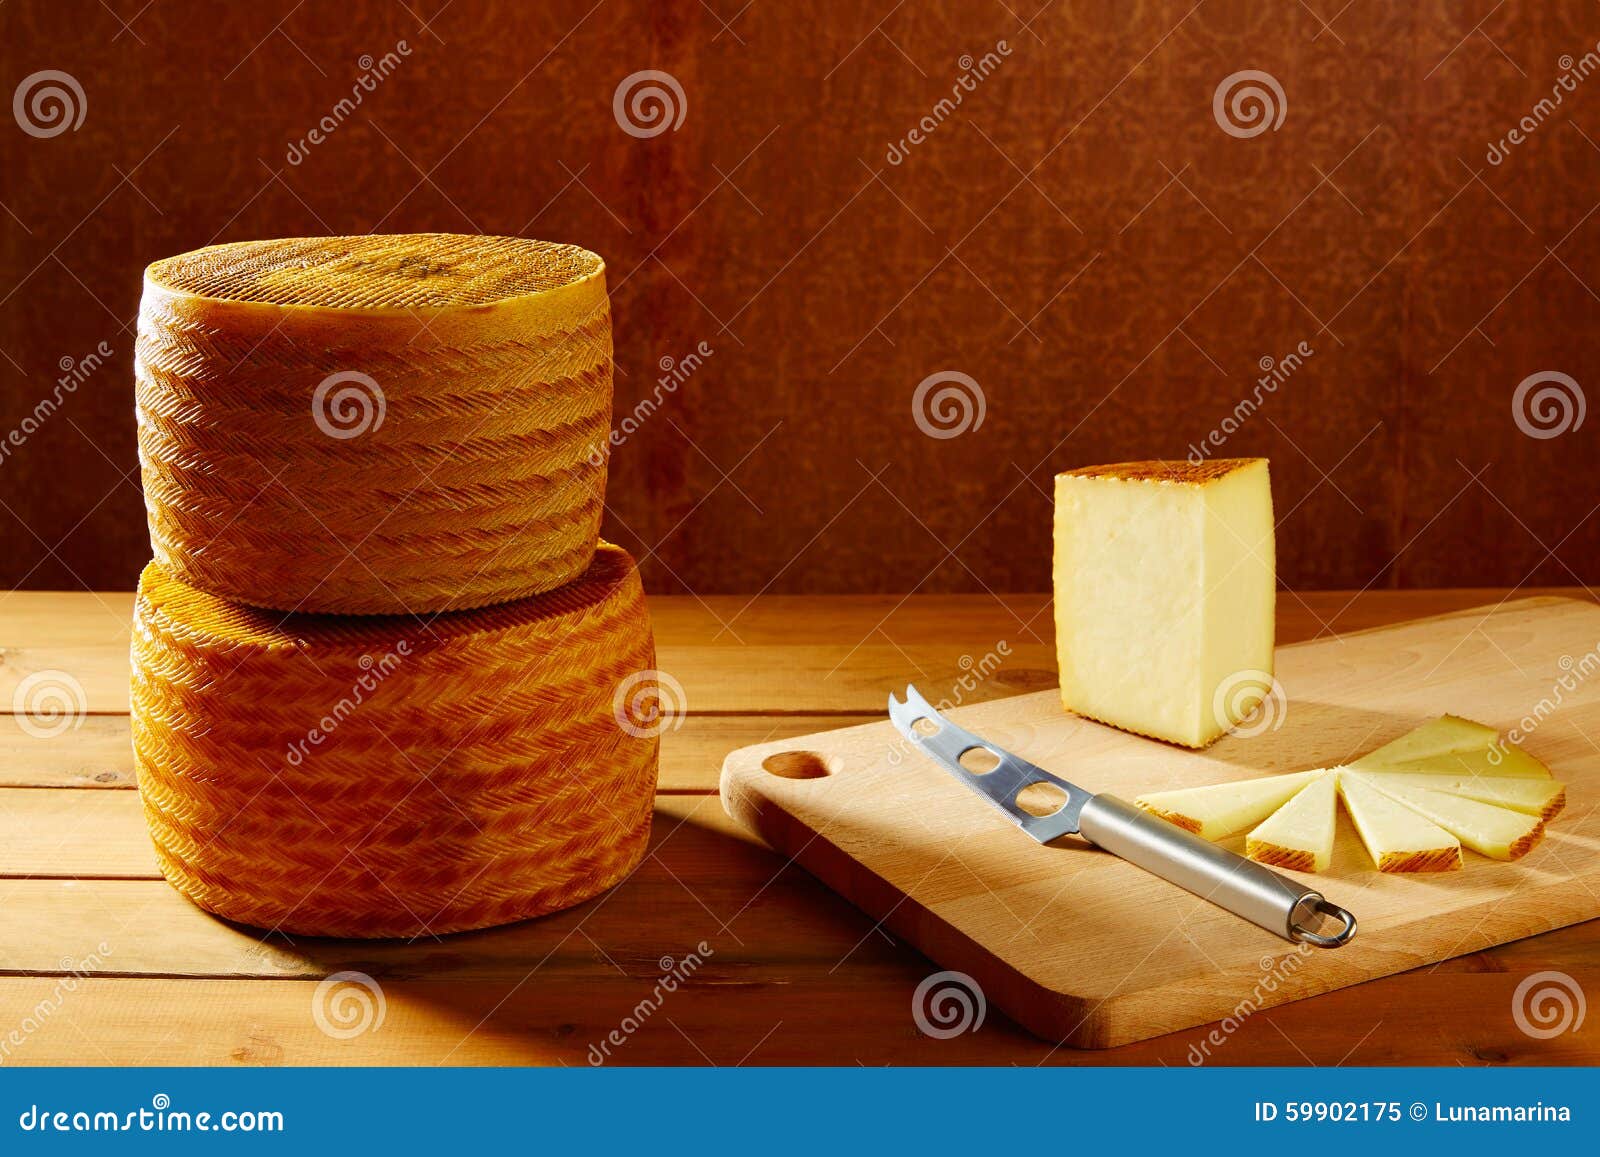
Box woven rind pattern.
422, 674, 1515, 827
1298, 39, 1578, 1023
130, 545, 660, 938
134, 288, 613, 615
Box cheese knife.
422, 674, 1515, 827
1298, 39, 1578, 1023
888, 685, 1357, 948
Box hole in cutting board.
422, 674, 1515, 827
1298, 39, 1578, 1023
762, 750, 835, 780
1015, 781, 1069, 817
958, 746, 1001, 775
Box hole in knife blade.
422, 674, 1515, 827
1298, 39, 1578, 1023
957, 746, 1000, 775
910, 716, 938, 737
1015, 782, 1069, 817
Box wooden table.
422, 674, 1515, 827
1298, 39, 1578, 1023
1, 588, 1595, 1066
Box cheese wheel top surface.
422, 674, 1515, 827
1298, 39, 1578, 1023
135, 542, 638, 653
144, 233, 604, 313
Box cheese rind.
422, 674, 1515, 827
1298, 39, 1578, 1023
1356, 775, 1545, 861
1349, 714, 1498, 769
130, 543, 660, 938
137, 234, 613, 615
1337, 773, 1462, 872
1054, 458, 1275, 748
1246, 771, 1337, 872
1356, 770, 1565, 820
1134, 769, 1323, 840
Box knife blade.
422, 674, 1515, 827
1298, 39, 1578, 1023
887, 685, 1357, 948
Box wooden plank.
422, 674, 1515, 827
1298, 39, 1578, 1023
723, 597, 1600, 1047
4, 589, 1592, 715
0, 713, 858, 793
0, 789, 156, 877
0, 963, 1593, 1066
0, 796, 904, 979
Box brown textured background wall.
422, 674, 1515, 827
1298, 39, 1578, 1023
2, 0, 1597, 597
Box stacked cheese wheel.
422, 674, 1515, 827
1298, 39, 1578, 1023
129, 236, 660, 938
136, 234, 612, 615
1134, 715, 1565, 873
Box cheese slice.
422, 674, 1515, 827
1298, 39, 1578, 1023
1357, 776, 1545, 861
1246, 771, 1337, 872
1356, 770, 1565, 820
130, 543, 660, 938
1349, 714, 1498, 769
1134, 769, 1322, 840
1054, 458, 1275, 747
1373, 744, 1551, 780
1337, 773, 1462, 872
137, 234, 613, 615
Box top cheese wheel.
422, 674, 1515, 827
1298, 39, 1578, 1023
136, 234, 613, 615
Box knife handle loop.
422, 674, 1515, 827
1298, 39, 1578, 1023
1289, 895, 1358, 947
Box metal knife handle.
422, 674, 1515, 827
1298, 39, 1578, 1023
1077, 794, 1357, 947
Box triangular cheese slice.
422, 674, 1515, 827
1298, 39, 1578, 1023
1359, 776, 1545, 861
1356, 770, 1565, 820
1350, 714, 1498, 769
1246, 771, 1337, 872
1375, 744, 1551, 780
1134, 769, 1325, 840
1338, 773, 1462, 872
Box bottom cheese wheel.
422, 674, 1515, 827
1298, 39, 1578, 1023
130, 542, 660, 938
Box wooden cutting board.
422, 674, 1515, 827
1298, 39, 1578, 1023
719, 597, 1600, 1048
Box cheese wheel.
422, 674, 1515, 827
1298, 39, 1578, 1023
136, 234, 612, 615
130, 543, 659, 938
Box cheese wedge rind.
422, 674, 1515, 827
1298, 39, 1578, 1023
1338, 773, 1462, 872
1134, 769, 1323, 841
1356, 776, 1544, 861
1356, 770, 1565, 821
1349, 714, 1499, 769
1246, 771, 1337, 872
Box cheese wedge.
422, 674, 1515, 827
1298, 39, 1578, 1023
1246, 771, 1337, 872
1054, 458, 1275, 748
1338, 773, 1462, 872
1349, 714, 1498, 769
1376, 744, 1552, 780
1357, 770, 1565, 820
1134, 769, 1322, 840
1357, 776, 1544, 861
